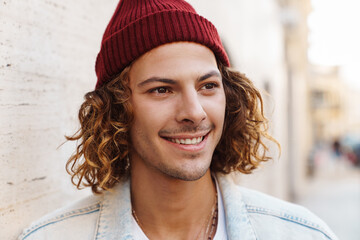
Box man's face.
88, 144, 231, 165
128, 42, 226, 181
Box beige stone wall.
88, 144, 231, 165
0, 1, 117, 239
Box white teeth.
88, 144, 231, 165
169, 136, 204, 145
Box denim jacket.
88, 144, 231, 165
19, 174, 338, 240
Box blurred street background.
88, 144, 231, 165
1, 0, 360, 239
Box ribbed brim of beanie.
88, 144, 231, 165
95, 0, 230, 89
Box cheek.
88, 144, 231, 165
203, 93, 226, 123
131, 98, 174, 134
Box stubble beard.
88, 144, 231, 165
134, 147, 212, 181
157, 154, 211, 181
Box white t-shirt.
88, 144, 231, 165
132, 179, 228, 240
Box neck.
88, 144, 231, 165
130, 164, 217, 240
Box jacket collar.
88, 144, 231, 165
96, 180, 133, 240
216, 173, 257, 240
96, 174, 257, 240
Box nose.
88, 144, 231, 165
175, 90, 207, 125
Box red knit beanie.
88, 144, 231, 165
95, 0, 230, 89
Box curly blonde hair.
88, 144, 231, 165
66, 62, 279, 194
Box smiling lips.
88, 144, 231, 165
163, 131, 209, 146
168, 136, 204, 145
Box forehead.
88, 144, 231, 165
129, 42, 219, 83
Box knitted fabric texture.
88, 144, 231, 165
95, 0, 230, 89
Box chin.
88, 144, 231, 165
158, 162, 210, 181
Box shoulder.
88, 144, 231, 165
18, 194, 102, 240
217, 174, 338, 240
240, 187, 337, 239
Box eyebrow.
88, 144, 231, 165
137, 70, 221, 87
198, 70, 221, 82
137, 77, 176, 87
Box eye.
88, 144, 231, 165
149, 87, 170, 94
201, 83, 218, 90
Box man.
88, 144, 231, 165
19, 0, 338, 239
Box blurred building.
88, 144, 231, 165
343, 86, 360, 136
308, 64, 360, 170
309, 66, 345, 143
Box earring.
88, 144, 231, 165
125, 155, 130, 170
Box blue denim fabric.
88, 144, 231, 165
18, 174, 338, 240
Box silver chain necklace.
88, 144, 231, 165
132, 192, 218, 240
